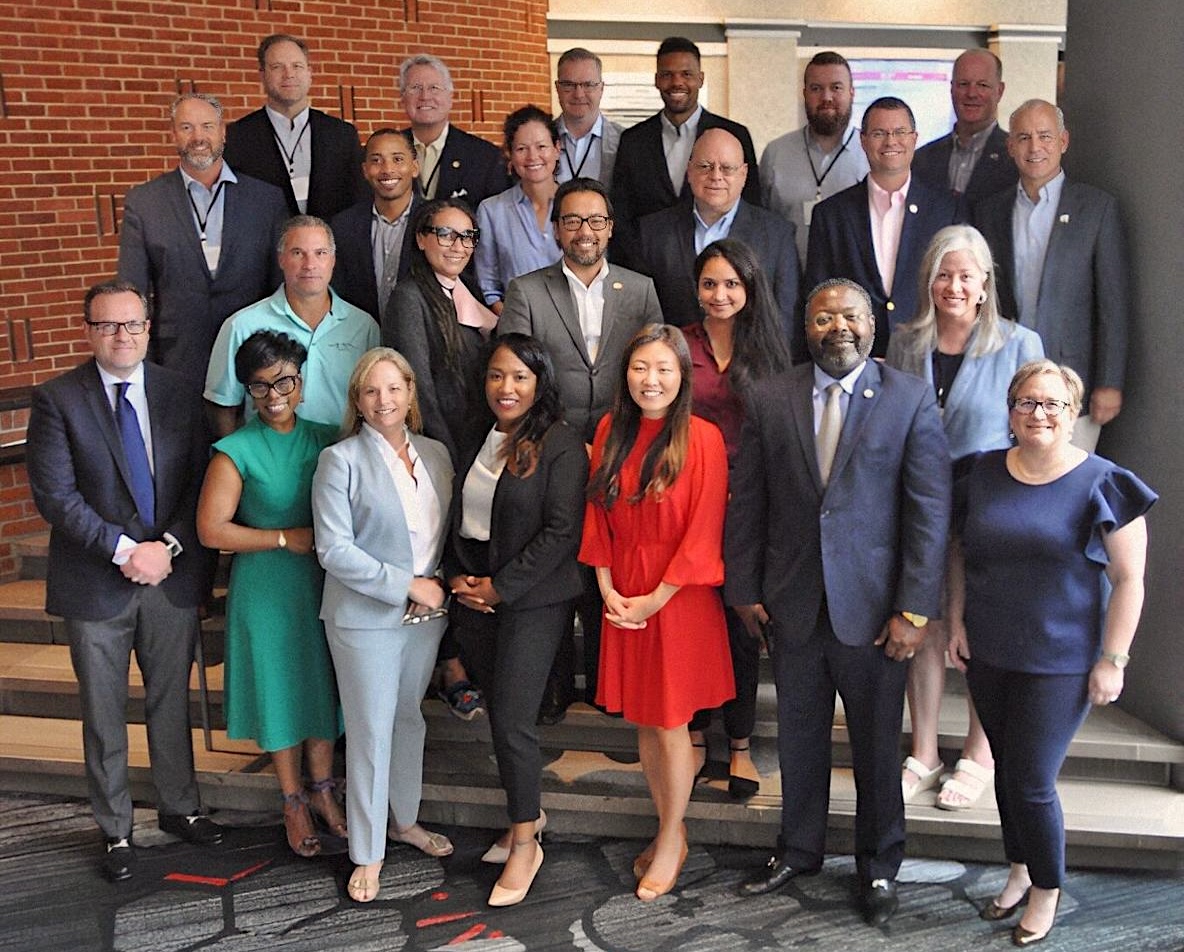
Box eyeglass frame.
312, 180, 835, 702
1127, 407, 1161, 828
863, 127, 917, 142
555, 80, 604, 93
420, 225, 480, 249
1009, 397, 1071, 417
557, 213, 612, 232
245, 374, 301, 399
688, 160, 745, 177
85, 320, 149, 337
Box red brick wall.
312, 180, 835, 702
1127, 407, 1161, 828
0, 0, 551, 576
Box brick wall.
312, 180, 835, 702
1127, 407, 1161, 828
0, 0, 551, 576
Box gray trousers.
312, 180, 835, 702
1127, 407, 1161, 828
66, 584, 201, 839
326, 615, 446, 866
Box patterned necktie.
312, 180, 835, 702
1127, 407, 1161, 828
816, 382, 843, 487
115, 382, 155, 526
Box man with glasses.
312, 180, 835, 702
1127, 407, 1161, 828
26, 282, 222, 881
398, 53, 509, 207
500, 177, 663, 714
973, 99, 1128, 451
204, 215, 378, 437
636, 128, 799, 335
805, 96, 961, 360
554, 48, 622, 191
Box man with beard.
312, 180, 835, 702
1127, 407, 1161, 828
726, 277, 949, 926
499, 176, 662, 716
118, 93, 288, 380
760, 51, 869, 262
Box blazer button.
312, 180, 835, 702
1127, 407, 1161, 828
886, 301, 895, 311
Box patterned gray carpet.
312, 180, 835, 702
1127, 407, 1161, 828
0, 792, 1180, 951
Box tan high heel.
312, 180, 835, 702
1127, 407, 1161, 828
481, 810, 546, 864
636, 838, 688, 902
488, 840, 543, 907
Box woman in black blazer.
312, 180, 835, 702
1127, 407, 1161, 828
446, 333, 589, 907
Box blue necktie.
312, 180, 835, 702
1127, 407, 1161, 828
115, 382, 155, 527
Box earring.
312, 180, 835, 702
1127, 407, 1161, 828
978, 292, 987, 304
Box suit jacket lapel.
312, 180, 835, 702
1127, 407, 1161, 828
143, 364, 175, 517
643, 118, 677, 204
544, 266, 592, 366
166, 171, 212, 281
828, 361, 881, 483
854, 181, 884, 295
1039, 180, 1079, 307
82, 362, 138, 506
790, 369, 824, 496
893, 182, 924, 294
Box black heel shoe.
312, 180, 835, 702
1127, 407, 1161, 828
1012, 891, 1061, 946
981, 886, 1030, 921
727, 742, 760, 800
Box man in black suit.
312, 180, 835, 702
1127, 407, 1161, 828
805, 97, 961, 359
398, 53, 511, 208
913, 49, 1017, 205
26, 283, 222, 881
117, 93, 288, 380
610, 36, 761, 262
726, 278, 950, 925
330, 128, 423, 321
224, 33, 366, 221
637, 127, 799, 334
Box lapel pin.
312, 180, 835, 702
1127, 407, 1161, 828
1059, 214, 1070, 224
908, 204, 918, 214
452, 159, 461, 168
863, 388, 874, 398
612, 282, 623, 290
988, 152, 1000, 160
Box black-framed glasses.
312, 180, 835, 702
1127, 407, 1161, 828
421, 225, 479, 248
1010, 397, 1070, 417
556, 80, 603, 93
86, 320, 148, 336
246, 374, 300, 398
557, 214, 611, 232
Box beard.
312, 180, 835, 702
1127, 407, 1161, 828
807, 330, 873, 378
178, 141, 225, 172
564, 239, 606, 268
807, 104, 852, 138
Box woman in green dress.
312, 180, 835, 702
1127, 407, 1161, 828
197, 330, 346, 858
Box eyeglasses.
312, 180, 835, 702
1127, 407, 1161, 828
245, 375, 300, 399
556, 81, 603, 92
1010, 397, 1070, 417
422, 226, 479, 248
557, 214, 611, 232
810, 311, 870, 328
864, 128, 916, 141
402, 83, 449, 96
689, 161, 744, 177
86, 320, 148, 336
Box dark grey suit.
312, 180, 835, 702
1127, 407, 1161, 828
913, 124, 1017, 206
26, 359, 210, 838
330, 195, 424, 321
636, 199, 800, 333
117, 169, 287, 377
973, 178, 1129, 400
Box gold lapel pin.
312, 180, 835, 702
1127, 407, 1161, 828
863, 388, 874, 398
612, 282, 623, 290
451, 160, 461, 168
908, 204, 918, 214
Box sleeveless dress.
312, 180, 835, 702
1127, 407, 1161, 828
215, 416, 342, 751
580, 414, 735, 728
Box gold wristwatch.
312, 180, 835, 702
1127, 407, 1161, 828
900, 611, 928, 628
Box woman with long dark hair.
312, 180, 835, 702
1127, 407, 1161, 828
683, 239, 791, 799
580, 324, 734, 902
446, 333, 588, 906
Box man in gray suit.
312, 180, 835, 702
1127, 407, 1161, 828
118, 93, 288, 381
973, 99, 1129, 450
499, 176, 662, 715
26, 283, 221, 881
637, 127, 799, 334
554, 48, 622, 192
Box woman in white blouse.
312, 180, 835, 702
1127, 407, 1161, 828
312, 347, 455, 903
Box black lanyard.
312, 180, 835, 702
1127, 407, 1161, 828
271, 119, 310, 175
562, 137, 594, 180
186, 180, 227, 242
804, 127, 855, 195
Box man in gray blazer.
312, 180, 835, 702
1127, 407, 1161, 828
637, 128, 799, 334
973, 99, 1129, 450
499, 177, 662, 714
118, 93, 288, 381
554, 48, 622, 192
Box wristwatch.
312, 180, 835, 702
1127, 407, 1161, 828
277, 530, 288, 550
162, 532, 183, 559
900, 611, 928, 628
1101, 651, 1130, 669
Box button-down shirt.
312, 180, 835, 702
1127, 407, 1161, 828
868, 174, 910, 295
365, 422, 442, 577
947, 122, 997, 195
661, 104, 702, 194
414, 124, 450, 200
266, 105, 312, 212
562, 258, 609, 362
179, 162, 238, 257
556, 113, 605, 185
812, 361, 865, 434
98, 361, 153, 559
692, 199, 741, 255
1012, 170, 1065, 327
474, 183, 562, 304
371, 201, 413, 316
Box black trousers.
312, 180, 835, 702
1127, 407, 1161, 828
689, 604, 760, 738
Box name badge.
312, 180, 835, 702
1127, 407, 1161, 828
802, 196, 822, 226
290, 175, 311, 206
202, 241, 222, 273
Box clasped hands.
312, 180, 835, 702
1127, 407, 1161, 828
120, 540, 172, 586
405, 576, 448, 617
448, 575, 501, 614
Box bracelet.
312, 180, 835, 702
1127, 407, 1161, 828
277, 529, 287, 550
1101, 651, 1129, 669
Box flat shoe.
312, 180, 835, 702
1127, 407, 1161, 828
632, 841, 655, 881
982, 887, 1031, 921
347, 861, 383, 903
1012, 892, 1061, 946
636, 839, 688, 902
937, 758, 994, 810
388, 823, 453, 857
901, 756, 944, 802
481, 810, 546, 864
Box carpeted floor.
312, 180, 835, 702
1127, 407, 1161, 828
0, 792, 1180, 952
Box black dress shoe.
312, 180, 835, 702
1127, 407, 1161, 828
159, 813, 224, 846
861, 878, 899, 925
536, 678, 572, 726
103, 837, 134, 882
737, 854, 822, 896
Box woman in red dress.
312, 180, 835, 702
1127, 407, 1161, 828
580, 323, 734, 902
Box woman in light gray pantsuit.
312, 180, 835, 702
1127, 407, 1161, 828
312, 347, 455, 903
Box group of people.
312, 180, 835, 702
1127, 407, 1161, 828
21, 28, 1157, 949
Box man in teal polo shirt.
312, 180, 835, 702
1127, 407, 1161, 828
204, 215, 379, 437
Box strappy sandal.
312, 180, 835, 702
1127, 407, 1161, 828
282, 791, 321, 858
348, 861, 383, 903
936, 757, 994, 810
307, 777, 349, 839
901, 755, 944, 802
388, 822, 454, 857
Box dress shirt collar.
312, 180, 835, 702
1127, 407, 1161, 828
693, 198, 740, 234
414, 122, 450, 153
265, 104, 310, 134
558, 112, 604, 144
813, 360, 866, 394
954, 120, 996, 153
179, 159, 237, 192
1016, 169, 1066, 209
96, 359, 146, 395
868, 171, 910, 215
660, 104, 702, 138
561, 257, 609, 290
362, 421, 418, 464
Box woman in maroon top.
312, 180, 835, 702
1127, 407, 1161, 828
684, 239, 791, 798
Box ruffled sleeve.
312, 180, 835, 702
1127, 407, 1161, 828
1083, 462, 1158, 564
578, 414, 613, 569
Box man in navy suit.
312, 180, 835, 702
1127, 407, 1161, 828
805, 97, 961, 359
224, 34, 366, 221
913, 49, 1017, 205
973, 99, 1128, 451
398, 54, 511, 208
637, 127, 799, 334
331, 128, 424, 321
726, 278, 950, 925
610, 37, 761, 262
26, 283, 221, 881
118, 93, 288, 380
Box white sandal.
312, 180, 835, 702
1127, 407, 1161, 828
936, 757, 994, 810
901, 756, 944, 802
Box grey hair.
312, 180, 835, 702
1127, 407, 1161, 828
399, 54, 453, 93
278, 215, 336, 256
806, 277, 873, 317
170, 92, 224, 123
1010, 98, 1065, 133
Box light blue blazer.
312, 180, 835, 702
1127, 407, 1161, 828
312, 430, 454, 630
885, 321, 1044, 459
